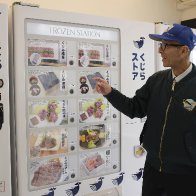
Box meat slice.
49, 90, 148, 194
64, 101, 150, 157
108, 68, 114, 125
31, 159, 62, 187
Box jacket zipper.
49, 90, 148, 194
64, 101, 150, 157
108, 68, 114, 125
159, 79, 176, 172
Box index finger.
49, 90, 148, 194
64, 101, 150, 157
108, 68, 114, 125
93, 77, 105, 82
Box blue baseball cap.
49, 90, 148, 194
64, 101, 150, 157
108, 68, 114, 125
149, 24, 196, 51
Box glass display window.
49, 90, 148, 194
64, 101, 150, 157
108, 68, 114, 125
25, 19, 120, 190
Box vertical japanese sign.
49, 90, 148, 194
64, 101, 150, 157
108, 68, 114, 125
132, 37, 146, 81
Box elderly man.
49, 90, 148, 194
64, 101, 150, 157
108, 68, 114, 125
94, 24, 196, 196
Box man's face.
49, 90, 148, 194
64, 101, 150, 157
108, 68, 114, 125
158, 41, 185, 68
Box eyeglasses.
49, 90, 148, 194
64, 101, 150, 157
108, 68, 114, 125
159, 43, 184, 51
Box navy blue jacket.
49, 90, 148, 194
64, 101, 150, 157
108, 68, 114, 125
105, 64, 196, 175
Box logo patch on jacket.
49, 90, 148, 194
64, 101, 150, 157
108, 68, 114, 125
183, 99, 196, 111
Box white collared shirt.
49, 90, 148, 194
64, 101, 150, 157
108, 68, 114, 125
172, 64, 193, 82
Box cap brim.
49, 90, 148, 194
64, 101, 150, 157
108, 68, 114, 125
149, 34, 177, 42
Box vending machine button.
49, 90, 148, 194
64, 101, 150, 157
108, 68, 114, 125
106, 150, 110, 155
113, 165, 117, 169
0, 79, 4, 88
113, 114, 117, 118
112, 61, 116, 66
113, 139, 117, 144
70, 117, 74, 123
71, 173, 75, 178
70, 145, 75, 151
69, 89, 74, 94
69, 60, 74, 66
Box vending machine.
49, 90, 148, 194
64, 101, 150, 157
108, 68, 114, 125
0, 4, 12, 196
7, 3, 155, 196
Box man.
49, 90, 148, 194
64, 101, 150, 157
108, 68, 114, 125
94, 24, 196, 196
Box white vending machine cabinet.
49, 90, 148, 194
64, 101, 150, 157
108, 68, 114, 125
10, 3, 155, 196
0, 3, 12, 196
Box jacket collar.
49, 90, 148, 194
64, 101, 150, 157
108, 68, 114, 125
168, 63, 196, 83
